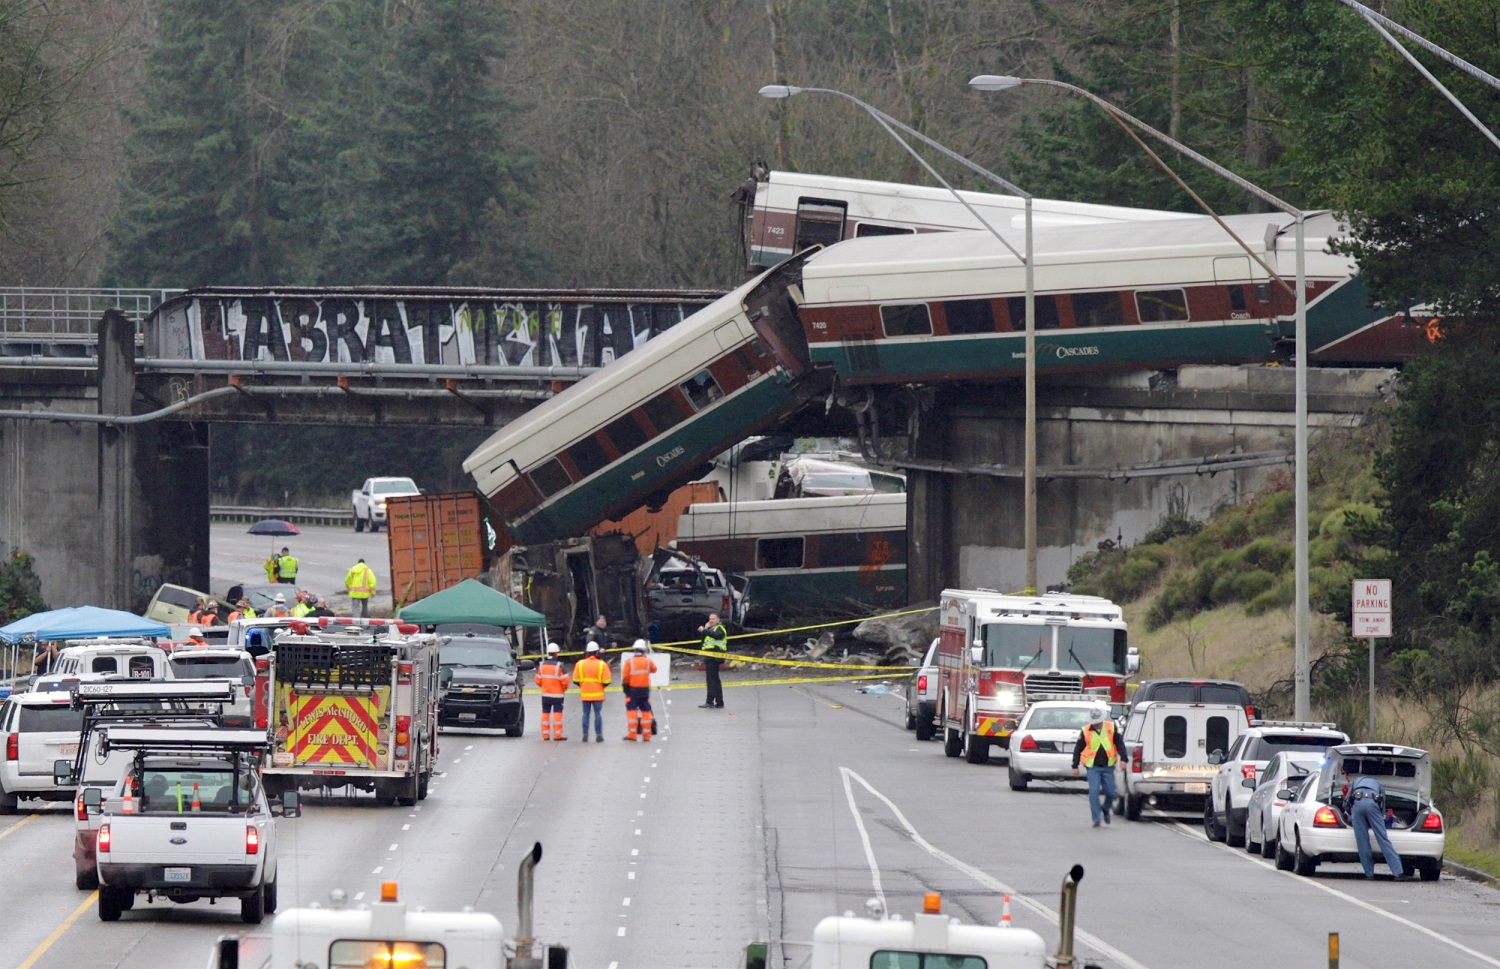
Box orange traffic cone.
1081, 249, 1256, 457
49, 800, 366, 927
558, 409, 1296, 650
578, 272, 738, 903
191, 783, 201, 812
121, 776, 135, 815
1000, 894, 1011, 928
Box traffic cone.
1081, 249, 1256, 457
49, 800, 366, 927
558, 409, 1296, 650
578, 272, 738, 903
191, 783, 201, 812
122, 776, 135, 815
1000, 894, 1011, 928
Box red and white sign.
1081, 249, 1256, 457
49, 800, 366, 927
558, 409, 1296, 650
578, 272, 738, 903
1352, 579, 1392, 638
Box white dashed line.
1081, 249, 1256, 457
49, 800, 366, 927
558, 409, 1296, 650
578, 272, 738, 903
623, 897, 631, 906
388, 843, 398, 851
631, 849, 639, 856
617, 927, 626, 937
634, 828, 641, 835
372, 866, 383, 874
402, 824, 410, 831
354, 891, 366, 901
628, 871, 635, 880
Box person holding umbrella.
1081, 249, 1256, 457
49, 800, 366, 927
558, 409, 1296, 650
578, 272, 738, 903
247, 519, 301, 583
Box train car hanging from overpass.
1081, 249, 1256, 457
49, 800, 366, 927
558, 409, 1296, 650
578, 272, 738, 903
463, 251, 828, 544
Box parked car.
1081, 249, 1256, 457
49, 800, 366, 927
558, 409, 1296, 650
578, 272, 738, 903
1131, 678, 1256, 719
0, 691, 85, 813
1116, 700, 1250, 820
1206, 719, 1348, 847
1007, 700, 1098, 791
437, 633, 533, 736
1274, 743, 1444, 880
1245, 750, 1325, 859
904, 639, 940, 741
351, 476, 422, 532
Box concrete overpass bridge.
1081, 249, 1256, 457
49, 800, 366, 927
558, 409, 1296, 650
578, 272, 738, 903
0, 287, 1392, 612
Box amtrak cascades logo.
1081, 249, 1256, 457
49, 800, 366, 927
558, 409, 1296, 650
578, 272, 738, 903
1040, 343, 1100, 358
655, 446, 686, 467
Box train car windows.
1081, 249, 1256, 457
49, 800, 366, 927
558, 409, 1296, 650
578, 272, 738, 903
1072, 292, 1125, 329
1228, 286, 1248, 313
529, 458, 573, 498
567, 435, 610, 479
880, 304, 932, 337
682, 370, 725, 411
795, 198, 847, 250
604, 414, 650, 456
642, 392, 686, 433
943, 299, 996, 335
1136, 289, 1189, 323
1255, 283, 1272, 305
757, 536, 805, 570
1005, 295, 1060, 330
854, 223, 914, 238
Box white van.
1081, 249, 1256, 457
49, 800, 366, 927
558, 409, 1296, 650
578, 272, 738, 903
1116, 701, 1249, 820
50, 640, 173, 683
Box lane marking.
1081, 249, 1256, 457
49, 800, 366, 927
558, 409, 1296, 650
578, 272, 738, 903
617, 927, 626, 937
16, 891, 97, 969
630, 849, 639, 856
1164, 819, 1500, 968
373, 866, 384, 874
623, 897, 631, 906
0, 814, 38, 841
388, 843, 398, 851
842, 768, 1149, 969
839, 766, 887, 913
402, 824, 410, 831
628, 871, 635, 880
354, 891, 366, 901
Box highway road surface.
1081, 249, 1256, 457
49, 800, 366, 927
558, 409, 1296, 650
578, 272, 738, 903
209, 522, 395, 617
4, 681, 1500, 969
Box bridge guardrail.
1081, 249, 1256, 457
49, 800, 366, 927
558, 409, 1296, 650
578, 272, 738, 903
211, 504, 354, 527
0, 288, 181, 338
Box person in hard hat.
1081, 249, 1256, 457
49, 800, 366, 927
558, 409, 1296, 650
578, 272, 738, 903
534, 643, 572, 741
200, 601, 223, 626
291, 592, 314, 618
276, 547, 299, 585
572, 641, 612, 743
266, 592, 290, 618
186, 627, 207, 646
227, 597, 256, 622
345, 557, 378, 618
620, 640, 658, 741
1071, 704, 1122, 827
187, 597, 207, 624
697, 612, 727, 709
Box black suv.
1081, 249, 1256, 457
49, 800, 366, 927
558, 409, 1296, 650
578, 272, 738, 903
437, 633, 534, 736
1132, 678, 1257, 719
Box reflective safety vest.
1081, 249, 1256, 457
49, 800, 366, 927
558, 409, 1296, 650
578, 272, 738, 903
277, 554, 299, 579
702, 623, 728, 653
345, 562, 377, 599
1081, 721, 1120, 767
263, 557, 279, 582
621, 653, 656, 689
572, 656, 612, 701
199, 613, 220, 627
535, 659, 571, 696
291, 602, 312, 618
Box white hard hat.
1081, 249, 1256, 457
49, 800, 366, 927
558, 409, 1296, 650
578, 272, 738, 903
187, 627, 203, 638
585, 642, 599, 653
546, 643, 561, 654
632, 639, 649, 652
274, 593, 286, 603
1089, 704, 1108, 724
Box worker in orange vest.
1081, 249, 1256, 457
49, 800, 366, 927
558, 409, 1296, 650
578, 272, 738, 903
620, 640, 658, 741
534, 643, 572, 741
572, 642, 612, 743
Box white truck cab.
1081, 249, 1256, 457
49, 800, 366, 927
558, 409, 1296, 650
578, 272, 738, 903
1117, 700, 1250, 820
51, 639, 172, 683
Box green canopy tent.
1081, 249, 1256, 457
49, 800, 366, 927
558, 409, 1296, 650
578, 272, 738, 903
398, 580, 548, 652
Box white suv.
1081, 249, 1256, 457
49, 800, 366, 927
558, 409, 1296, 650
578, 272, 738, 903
1206, 720, 1348, 847
1, 692, 86, 813
167, 646, 257, 726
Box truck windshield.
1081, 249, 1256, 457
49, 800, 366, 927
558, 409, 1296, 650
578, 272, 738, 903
979, 622, 1051, 668
373, 479, 419, 494
440, 644, 515, 669
1055, 628, 1126, 675
170, 656, 253, 679
139, 768, 252, 813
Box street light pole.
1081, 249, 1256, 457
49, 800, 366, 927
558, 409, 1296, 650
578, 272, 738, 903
759, 84, 1039, 594
970, 75, 1312, 718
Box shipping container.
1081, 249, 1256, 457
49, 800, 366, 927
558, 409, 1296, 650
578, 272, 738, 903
387, 492, 488, 607
592, 481, 723, 554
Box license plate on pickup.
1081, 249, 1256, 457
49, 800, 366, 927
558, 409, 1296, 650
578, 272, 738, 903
164, 867, 192, 883
1185, 782, 1208, 794
458, 712, 477, 721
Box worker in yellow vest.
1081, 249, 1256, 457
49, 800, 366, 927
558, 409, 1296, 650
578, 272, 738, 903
276, 547, 299, 585
572, 642, 612, 743
262, 553, 279, 584
344, 558, 377, 618
620, 640, 658, 741
1071, 704, 1122, 827
534, 643, 572, 740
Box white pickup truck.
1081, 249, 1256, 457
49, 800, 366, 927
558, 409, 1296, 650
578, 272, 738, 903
351, 476, 422, 532
88, 725, 298, 924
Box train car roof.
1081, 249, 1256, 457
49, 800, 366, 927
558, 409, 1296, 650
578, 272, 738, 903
801, 210, 1348, 277
462, 269, 778, 474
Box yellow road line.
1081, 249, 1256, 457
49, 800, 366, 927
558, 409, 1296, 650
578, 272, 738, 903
16, 891, 96, 969
0, 814, 38, 841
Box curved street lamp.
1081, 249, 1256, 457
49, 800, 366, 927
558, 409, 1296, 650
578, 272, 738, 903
759, 83, 1040, 595
969, 74, 1312, 719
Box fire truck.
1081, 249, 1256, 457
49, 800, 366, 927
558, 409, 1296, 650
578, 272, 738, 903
936, 590, 1136, 765
258, 618, 439, 805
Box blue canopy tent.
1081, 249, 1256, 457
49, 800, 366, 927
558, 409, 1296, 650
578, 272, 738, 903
0, 606, 170, 643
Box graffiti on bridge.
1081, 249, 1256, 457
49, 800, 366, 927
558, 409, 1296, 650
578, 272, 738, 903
151, 294, 718, 369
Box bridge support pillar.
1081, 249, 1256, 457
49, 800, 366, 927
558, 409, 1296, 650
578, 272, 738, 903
98, 310, 133, 609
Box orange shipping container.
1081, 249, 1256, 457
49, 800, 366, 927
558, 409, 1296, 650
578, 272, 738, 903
593, 481, 722, 554
387, 492, 486, 607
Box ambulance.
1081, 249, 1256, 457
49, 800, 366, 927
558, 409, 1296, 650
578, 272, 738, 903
257, 618, 439, 805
